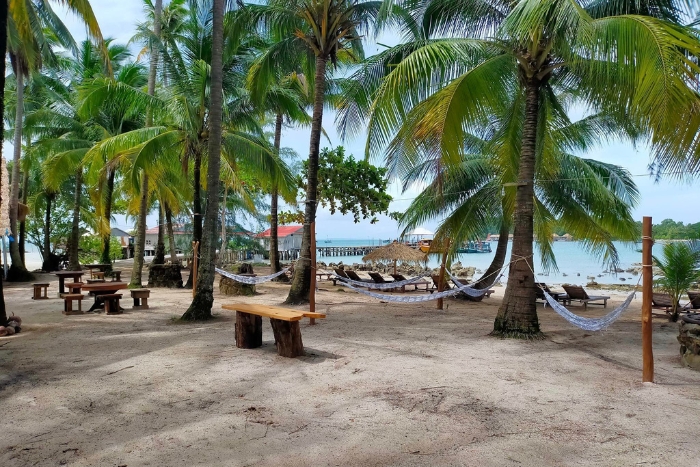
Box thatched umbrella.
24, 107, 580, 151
362, 241, 428, 275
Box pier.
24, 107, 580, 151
316, 245, 383, 257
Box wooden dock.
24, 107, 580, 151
316, 245, 383, 257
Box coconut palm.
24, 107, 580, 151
240, 0, 381, 303
653, 241, 700, 322
5, 0, 106, 280
339, 0, 700, 336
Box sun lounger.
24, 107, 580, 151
536, 283, 569, 304
390, 273, 431, 292
687, 291, 700, 310
451, 277, 495, 300
651, 293, 689, 314
342, 270, 373, 289
561, 285, 610, 309
332, 268, 349, 286
431, 274, 451, 292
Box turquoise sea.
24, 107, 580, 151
317, 239, 662, 286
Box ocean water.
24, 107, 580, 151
317, 239, 660, 286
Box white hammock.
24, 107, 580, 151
332, 272, 431, 290
336, 275, 490, 302
543, 290, 637, 331
215, 267, 290, 284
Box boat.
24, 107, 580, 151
456, 240, 492, 254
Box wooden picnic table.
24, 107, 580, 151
55, 271, 85, 296
84, 264, 111, 279
81, 281, 129, 312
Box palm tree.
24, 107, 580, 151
340, 0, 700, 336
653, 241, 700, 322
181, 0, 225, 320
5, 0, 106, 280
241, 0, 379, 303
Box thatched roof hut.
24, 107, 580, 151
362, 241, 428, 274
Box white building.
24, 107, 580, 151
256, 225, 303, 251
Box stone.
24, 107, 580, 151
147, 264, 183, 288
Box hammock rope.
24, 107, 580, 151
215, 267, 290, 284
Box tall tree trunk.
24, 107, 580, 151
19, 166, 28, 264
0, 0, 9, 325
220, 185, 227, 263
41, 193, 53, 271
99, 169, 116, 267
492, 80, 541, 338
474, 216, 510, 290
8, 69, 31, 281
165, 202, 178, 263
130, 175, 149, 287
182, 0, 224, 320
185, 149, 202, 288
285, 56, 327, 304
131, 0, 161, 284
270, 112, 285, 278
153, 202, 166, 264
68, 168, 82, 271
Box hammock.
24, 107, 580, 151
336, 275, 490, 302
215, 267, 290, 284
543, 290, 637, 331
333, 272, 431, 290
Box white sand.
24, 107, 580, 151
1, 269, 699, 466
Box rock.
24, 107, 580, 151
148, 264, 184, 288
5, 326, 15, 336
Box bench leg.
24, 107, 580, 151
235, 312, 262, 349
270, 318, 304, 358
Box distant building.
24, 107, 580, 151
111, 227, 132, 259
145, 224, 189, 256
256, 225, 303, 251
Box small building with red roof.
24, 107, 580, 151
256, 225, 303, 251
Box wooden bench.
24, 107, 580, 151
32, 283, 50, 300
102, 294, 123, 314
63, 294, 85, 315
131, 289, 150, 309
222, 303, 326, 358
111, 271, 122, 282
67, 282, 84, 294
94, 271, 105, 280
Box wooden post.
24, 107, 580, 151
642, 217, 654, 383
192, 241, 199, 297
309, 222, 316, 324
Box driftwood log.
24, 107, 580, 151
235, 312, 262, 349
270, 318, 304, 357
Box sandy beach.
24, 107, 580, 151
1, 266, 699, 466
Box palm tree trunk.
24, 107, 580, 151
182, 0, 224, 320
100, 169, 116, 267
68, 168, 82, 271
130, 175, 149, 287
8, 69, 30, 280
131, 0, 162, 283
493, 80, 541, 338
220, 185, 227, 262
285, 55, 327, 304
165, 203, 178, 263
270, 112, 285, 278
41, 193, 53, 271
185, 149, 202, 288
19, 167, 28, 264
153, 202, 166, 264
0, 0, 8, 325
474, 217, 510, 290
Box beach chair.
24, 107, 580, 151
367, 272, 400, 292
345, 270, 372, 283
535, 283, 569, 304
651, 293, 685, 314
431, 274, 452, 292
390, 273, 431, 292
332, 268, 349, 286
561, 285, 610, 309
687, 291, 700, 310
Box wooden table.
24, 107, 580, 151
55, 271, 85, 297
84, 264, 111, 279
81, 281, 129, 312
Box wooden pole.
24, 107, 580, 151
309, 222, 316, 324
192, 241, 199, 297
642, 217, 654, 383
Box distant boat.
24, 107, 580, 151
324, 238, 332, 244
456, 241, 492, 254
383, 239, 391, 244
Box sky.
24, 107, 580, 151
48, 0, 700, 240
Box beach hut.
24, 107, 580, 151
362, 241, 428, 274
